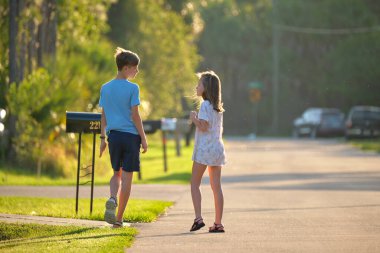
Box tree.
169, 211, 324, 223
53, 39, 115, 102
196, 0, 380, 134
1, 0, 116, 176
197, 0, 272, 134
107, 0, 199, 118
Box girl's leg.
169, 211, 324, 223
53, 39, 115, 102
208, 166, 224, 225
116, 170, 133, 223
191, 161, 207, 219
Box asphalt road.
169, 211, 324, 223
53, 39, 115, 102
129, 138, 380, 253
1, 138, 380, 252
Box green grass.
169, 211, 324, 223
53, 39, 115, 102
350, 140, 380, 153
0, 222, 137, 252
0, 196, 172, 223
0, 133, 193, 185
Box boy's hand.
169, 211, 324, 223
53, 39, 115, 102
141, 139, 148, 153
99, 139, 107, 158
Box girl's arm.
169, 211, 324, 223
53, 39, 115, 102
190, 111, 209, 132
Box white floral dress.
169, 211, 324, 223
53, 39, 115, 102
192, 100, 226, 166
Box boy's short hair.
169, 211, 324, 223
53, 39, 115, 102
114, 47, 140, 71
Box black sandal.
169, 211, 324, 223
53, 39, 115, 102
209, 223, 225, 233
190, 217, 205, 232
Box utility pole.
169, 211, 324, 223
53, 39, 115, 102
272, 0, 279, 134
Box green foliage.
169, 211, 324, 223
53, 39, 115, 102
108, 0, 200, 118
0, 222, 137, 252
1, 0, 117, 177
49, 41, 115, 111
7, 69, 67, 175
274, 0, 380, 131
198, 0, 273, 134
3, 0, 380, 177
197, 0, 380, 134
326, 33, 380, 107
57, 0, 114, 49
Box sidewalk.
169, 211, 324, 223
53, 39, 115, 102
0, 184, 186, 202
0, 213, 113, 227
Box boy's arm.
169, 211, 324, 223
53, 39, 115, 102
190, 111, 209, 132
131, 105, 148, 153
99, 108, 107, 157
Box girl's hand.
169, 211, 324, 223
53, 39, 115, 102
190, 111, 198, 122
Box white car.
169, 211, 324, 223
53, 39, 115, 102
293, 108, 345, 138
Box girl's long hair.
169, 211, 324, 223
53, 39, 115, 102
198, 71, 224, 113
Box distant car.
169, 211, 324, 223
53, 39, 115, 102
293, 108, 345, 138
345, 106, 380, 139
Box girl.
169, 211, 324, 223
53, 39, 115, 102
189, 70, 226, 233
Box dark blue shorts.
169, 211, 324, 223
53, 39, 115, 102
107, 130, 141, 172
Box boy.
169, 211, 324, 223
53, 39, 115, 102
99, 47, 148, 228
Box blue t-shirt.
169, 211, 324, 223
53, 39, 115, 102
99, 79, 140, 135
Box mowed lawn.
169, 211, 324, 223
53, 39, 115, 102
0, 133, 194, 186
0, 196, 172, 223
0, 196, 172, 252
0, 222, 137, 253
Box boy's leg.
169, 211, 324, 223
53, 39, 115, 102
110, 170, 122, 200
116, 170, 133, 223
191, 162, 207, 219
208, 166, 224, 225
104, 170, 121, 224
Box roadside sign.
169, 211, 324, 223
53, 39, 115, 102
248, 81, 263, 103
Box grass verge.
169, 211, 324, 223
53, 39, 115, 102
0, 133, 193, 185
0, 222, 137, 252
0, 196, 172, 223
350, 140, 380, 153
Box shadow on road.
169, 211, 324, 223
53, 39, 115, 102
202, 171, 380, 191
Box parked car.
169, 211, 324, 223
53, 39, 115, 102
345, 106, 380, 139
293, 108, 345, 138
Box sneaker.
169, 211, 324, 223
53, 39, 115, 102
104, 197, 117, 224
113, 220, 123, 228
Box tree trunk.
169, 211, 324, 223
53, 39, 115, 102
27, 18, 36, 74
7, 0, 19, 161
37, 0, 47, 67
46, 0, 57, 57
9, 0, 18, 85
19, 23, 26, 82
36, 143, 42, 178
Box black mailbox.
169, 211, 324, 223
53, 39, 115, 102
65, 111, 101, 215
143, 120, 161, 134
66, 112, 101, 134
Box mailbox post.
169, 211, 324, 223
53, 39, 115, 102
66, 111, 100, 214
140, 120, 161, 179
174, 119, 192, 157
161, 118, 177, 172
